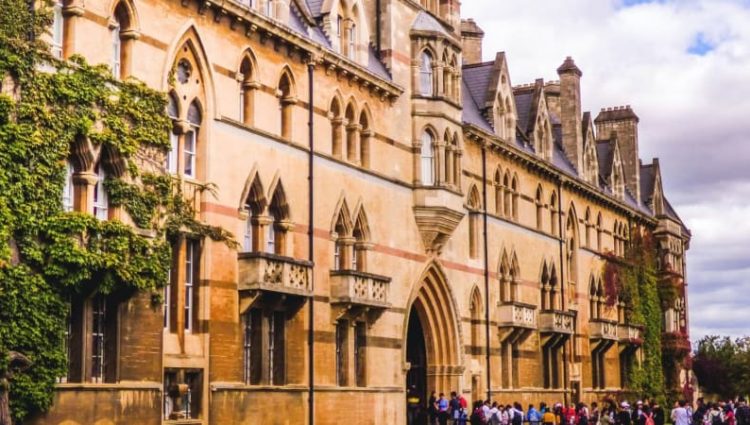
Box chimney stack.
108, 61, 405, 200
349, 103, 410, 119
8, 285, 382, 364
461, 19, 484, 65
557, 56, 584, 173
595, 105, 641, 203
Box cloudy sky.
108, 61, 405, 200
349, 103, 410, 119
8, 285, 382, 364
460, 0, 750, 340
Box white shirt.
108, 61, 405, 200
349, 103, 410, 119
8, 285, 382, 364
672, 407, 691, 425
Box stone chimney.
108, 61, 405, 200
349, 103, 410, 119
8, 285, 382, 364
557, 57, 583, 172
461, 19, 484, 65
595, 105, 641, 203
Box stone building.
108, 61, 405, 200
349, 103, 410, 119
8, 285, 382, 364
35, 0, 691, 423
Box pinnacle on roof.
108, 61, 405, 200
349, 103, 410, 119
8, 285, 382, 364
556, 56, 582, 77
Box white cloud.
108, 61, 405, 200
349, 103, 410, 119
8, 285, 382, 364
461, 0, 750, 339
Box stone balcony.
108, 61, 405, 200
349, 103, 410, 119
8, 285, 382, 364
497, 302, 537, 343
539, 310, 575, 335
618, 324, 644, 345
589, 319, 619, 341
330, 270, 391, 309
497, 302, 537, 329
238, 252, 313, 312
662, 331, 691, 356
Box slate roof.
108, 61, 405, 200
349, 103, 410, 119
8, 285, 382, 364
596, 139, 614, 180
461, 79, 493, 132
412, 11, 452, 36
306, 0, 323, 17
513, 88, 534, 136
640, 163, 655, 205
462, 62, 494, 111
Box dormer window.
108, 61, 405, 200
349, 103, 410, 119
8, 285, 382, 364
419, 51, 433, 96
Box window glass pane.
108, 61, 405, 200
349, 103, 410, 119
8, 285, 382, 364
265, 223, 275, 254
62, 162, 74, 211
52, 2, 63, 58
420, 133, 434, 184
166, 130, 178, 174
184, 241, 195, 332
419, 52, 433, 96
184, 130, 196, 177
111, 23, 121, 78
91, 295, 106, 383
243, 216, 253, 252
93, 165, 108, 220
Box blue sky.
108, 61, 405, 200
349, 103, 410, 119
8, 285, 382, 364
461, 0, 750, 341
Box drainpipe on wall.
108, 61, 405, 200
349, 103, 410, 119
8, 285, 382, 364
375, 0, 381, 59
481, 141, 491, 402
557, 178, 570, 405
306, 60, 315, 425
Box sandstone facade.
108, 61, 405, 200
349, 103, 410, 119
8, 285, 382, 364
33, 0, 691, 423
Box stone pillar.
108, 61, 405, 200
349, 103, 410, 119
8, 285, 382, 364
72, 171, 97, 213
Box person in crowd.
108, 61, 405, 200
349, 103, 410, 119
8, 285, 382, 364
542, 404, 558, 425
528, 404, 541, 425
600, 405, 615, 425
725, 404, 736, 425
736, 399, 750, 425
450, 392, 461, 424
511, 403, 524, 425
633, 401, 645, 425
437, 393, 450, 425
617, 401, 632, 425
706, 403, 723, 425
653, 402, 665, 425
672, 400, 692, 425
590, 402, 600, 425
429, 391, 438, 425
489, 401, 501, 425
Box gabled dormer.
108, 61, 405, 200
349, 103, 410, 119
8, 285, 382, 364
581, 112, 599, 186
596, 137, 625, 199
514, 79, 553, 161
461, 52, 516, 141
641, 159, 665, 216
317, 0, 371, 65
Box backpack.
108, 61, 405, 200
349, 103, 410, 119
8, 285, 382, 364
712, 413, 724, 425
737, 407, 750, 425
645, 414, 655, 425
472, 407, 488, 425
513, 411, 524, 425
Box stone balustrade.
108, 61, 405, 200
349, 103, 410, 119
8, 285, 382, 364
329, 270, 391, 308
238, 252, 313, 298
539, 310, 575, 334
497, 302, 537, 329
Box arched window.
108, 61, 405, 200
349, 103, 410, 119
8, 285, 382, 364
467, 186, 481, 259
111, 16, 122, 78
166, 92, 179, 174
267, 182, 290, 255
419, 51, 433, 96
345, 102, 358, 162
239, 55, 256, 125
359, 109, 371, 168
110, 2, 135, 79
596, 212, 603, 251
499, 254, 510, 304
541, 261, 559, 311
535, 186, 544, 230
451, 134, 460, 184
549, 191, 558, 236
333, 210, 349, 271
494, 169, 503, 216
420, 131, 434, 185
348, 23, 356, 60
589, 277, 599, 320
503, 172, 511, 217
584, 208, 592, 248
278, 72, 294, 140
184, 100, 201, 178
62, 161, 74, 212
93, 163, 108, 220
442, 51, 452, 98
330, 97, 344, 158
511, 174, 519, 221
566, 212, 578, 300
352, 208, 370, 272
242, 175, 266, 253
52, 0, 64, 58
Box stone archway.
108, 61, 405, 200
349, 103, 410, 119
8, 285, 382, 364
404, 263, 463, 405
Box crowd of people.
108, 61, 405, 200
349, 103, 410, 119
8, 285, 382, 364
406, 389, 750, 425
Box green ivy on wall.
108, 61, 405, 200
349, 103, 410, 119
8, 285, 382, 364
0, 2, 233, 422
603, 232, 666, 404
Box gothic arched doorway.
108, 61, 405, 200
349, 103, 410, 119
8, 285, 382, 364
405, 264, 462, 424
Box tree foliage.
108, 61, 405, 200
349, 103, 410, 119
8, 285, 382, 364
0, 3, 233, 422
693, 336, 750, 400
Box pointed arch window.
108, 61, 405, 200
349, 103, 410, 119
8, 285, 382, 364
359, 110, 371, 168
110, 2, 135, 79
535, 186, 544, 230
511, 175, 519, 221
584, 208, 592, 248
330, 97, 344, 158
348, 23, 356, 60
239, 55, 256, 126
549, 192, 559, 236
52, 0, 64, 58
467, 187, 481, 259
278, 72, 295, 140
419, 51, 433, 96
93, 164, 108, 220
184, 100, 201, 178
503, 173, 511, 217
596, 212, 603, 251
166, 92, 179, 174
62, 161, 74, 212
267, 184, 290, 256
420, 131, 434, 185
332, 209, 350, 271
111, 20, 121, 78
494, 170, 503, 216
352, 210, 370, 272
